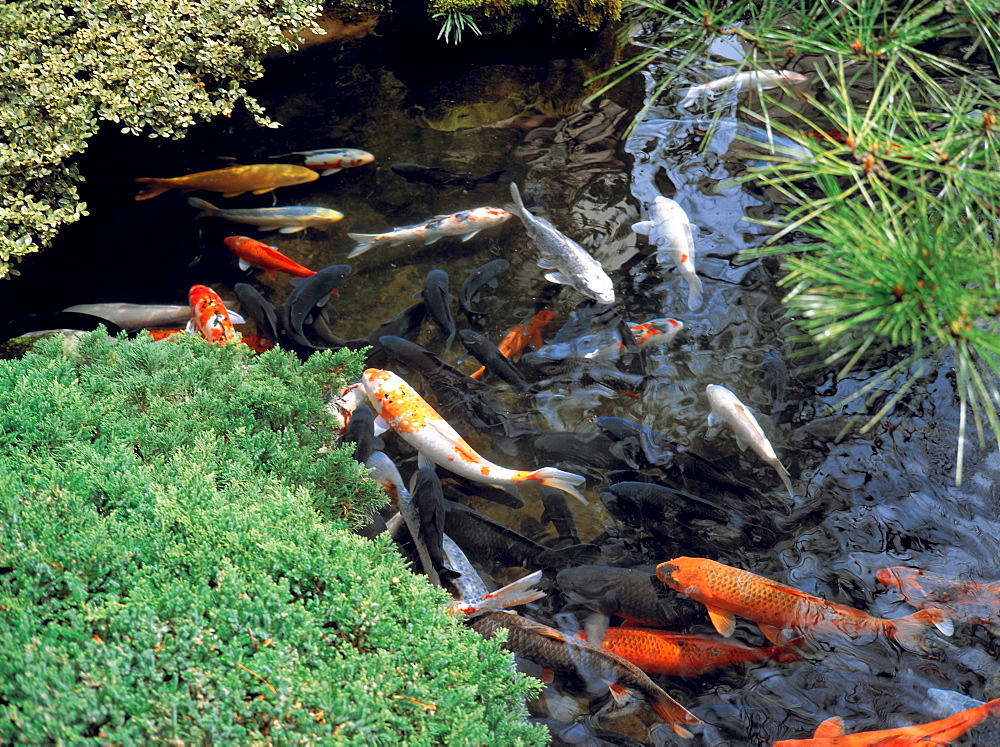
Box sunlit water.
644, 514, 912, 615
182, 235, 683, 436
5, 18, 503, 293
4, 15, 1000, 746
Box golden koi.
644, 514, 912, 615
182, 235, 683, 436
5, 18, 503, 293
135, 164, 318, 200
360, 368, 587, 502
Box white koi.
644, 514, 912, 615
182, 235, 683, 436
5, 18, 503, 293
63, 302, 243, 331
269, 147, 374, 176
346, 207, 511, 258
188, 197, 343, 233
678, 69, 807, 111
361, 367, 587, 503
446, 570, 546, 618
706, 384, 794, 498
632, 196, 704, 310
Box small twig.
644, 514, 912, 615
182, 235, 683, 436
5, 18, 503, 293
237, 662, 278, 695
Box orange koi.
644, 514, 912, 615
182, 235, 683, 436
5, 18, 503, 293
360, 367, 586, 502
656, 557, 953, 652
187, 285, 239, 345
135, 164, 318, 200
469, 310, 553, 380
582, 628, 802, 676
877, 566, 1000, 631
223, 236, 316, 280
774, 697, 1000, 746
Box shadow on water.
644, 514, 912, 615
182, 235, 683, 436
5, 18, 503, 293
5, 13, 1000, 746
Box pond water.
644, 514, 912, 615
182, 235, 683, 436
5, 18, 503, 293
5, 13, 1000, 746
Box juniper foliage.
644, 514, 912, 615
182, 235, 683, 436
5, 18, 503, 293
0, 332, 545, 743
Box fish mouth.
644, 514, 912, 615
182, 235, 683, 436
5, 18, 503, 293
655, 561, 680, 585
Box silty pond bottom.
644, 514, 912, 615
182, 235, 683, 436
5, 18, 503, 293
4, 16, 1000, 746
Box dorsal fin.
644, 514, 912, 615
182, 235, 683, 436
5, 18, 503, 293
813, 717, 844, 738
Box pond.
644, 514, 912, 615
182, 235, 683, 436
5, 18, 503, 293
4, 12, 1000, 746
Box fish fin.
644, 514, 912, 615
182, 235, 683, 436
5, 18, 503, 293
416, 452, 435, 471
346, 234, 378, 258
320, 168, 343, 176
424, 237, 441, 245
773, 460, 795, 499
890, 609, 953, 652
543, 271, 570, 285
222, 190, 248, 198
412, 290, 424, 301
707, 411, 722, 427
479, 571, 546, 612
706, 606, 736, 637
536, 256, 556, 269
250, 187, 278, 195
649, 696, 700, 738
228, 311, 246, 325
278, 226, 307, 234
134, 178, 171, 201
686, 274, 704, 310
540, 668, 554, 684
469, 365, 486, 380
460, 230, 481, 242
527, 467, 587, 504
372, 415, 391, 436
509, 182, 525, 213
606, 682, 632, 707
257, 226, 280, 232
186, 197, 215, 213
771, 636, 806, 663
184, 320, 197, 336
758, 623, 788, 645
733, 429, 750, 451
631, 220, 653, 235
813, 717, 845, 738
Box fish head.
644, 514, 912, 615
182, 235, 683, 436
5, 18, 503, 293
316, 208, 345, 223
223, 236, 249, 252
655, 557, 702, 595
582, 271, 615, 305
361, 368, 395, 406
472, 207, 512, 226
346, 149, 375, 167
779, 71, 808, 84
630, 317, 684, 345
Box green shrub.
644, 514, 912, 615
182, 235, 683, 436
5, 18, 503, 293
0, 332, 544, 743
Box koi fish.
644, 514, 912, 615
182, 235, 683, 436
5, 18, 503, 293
233, 283, 281, 342
189, 197, 343, 233
269, 147, 374, 176
632, 196, 703, 310
224, 236, 316, 278
458, 258, 511, 322
656, 557, 954, 652
391, 162, 508, 190
628, 317, 684, 346
361, 367, 587, 502
469, 310, 553, 380
459, 329, 530, 392
677, 69, 807, 111
507, 182, 615, 305
706, 383, 793, 498
187, 285, 239, 345
135, 164, 319, 200
346, 207, 511, 257
773, 697, 1000, 746
62, 302, 243, 331
556, 565, 699, 629
446, 570, 546, 617
416, 269, 456, 354
468, 611, 701, 739
581, 628, 802, 677
635, 118, 812, 162
877, 566, 1000, 632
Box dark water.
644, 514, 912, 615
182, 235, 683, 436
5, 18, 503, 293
5, 15, 1000, 747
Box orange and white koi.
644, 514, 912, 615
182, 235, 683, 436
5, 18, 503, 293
447, 570, 546, 617
774, 697, 1000, 746
629, 317, 684, 346
470, 310, 553, 379
580, 628, 802, 677
135, 164, 318, 200
677, 69, 807, 111
187, 285, 239, 345
269, 147, 374, 176
347, 207, 511, 258
632, 196, 704, 310
706, 383, 793, 498
360, 368, 587, 502
656, 557, 953, 652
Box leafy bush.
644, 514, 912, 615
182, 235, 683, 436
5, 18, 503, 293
0, 0, 332, 278
0, 332, 544, 743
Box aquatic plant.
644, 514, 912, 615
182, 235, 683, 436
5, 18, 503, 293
0, 331, 545, 743
433, 9, 484, 43
598, 0, 1000, 482
0, 0, 337, 279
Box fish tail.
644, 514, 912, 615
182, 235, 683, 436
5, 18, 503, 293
507, 182, 525, 216
134, 178, 170, 201
686, 273, 704, 310
469, 365, 486, 380
528, 467, 587, 505
769, 636, 806, 663
186, 196, 217, 218
773, 459, 794, 499
479, 570, 546, 612
890, 608, 954, 652
346, 234, 380, 258
650, 696, 699, 739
